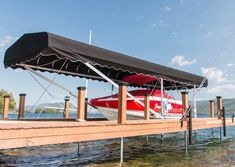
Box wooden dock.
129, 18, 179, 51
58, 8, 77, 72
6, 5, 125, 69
3, 32, 235, 166
0, 86, 234, 153
0, 118, 234, 150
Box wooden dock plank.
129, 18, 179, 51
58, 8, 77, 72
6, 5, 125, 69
0, 118, 234, 150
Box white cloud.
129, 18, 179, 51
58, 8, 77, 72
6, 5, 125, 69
199, 66, 235, 99
161, 6, 171, 12
152, 20, 169, 28
208, 84, 235, 95
198, 78, 235, 99
14, 69, 23, 72
170, 55, 196, 67
0, 35, 14, 48
227, 63, 234, 67
201, 67, 227, 83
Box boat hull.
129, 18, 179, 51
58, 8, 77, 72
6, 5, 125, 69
97, 107, 182, 120
90, 89, 183, 120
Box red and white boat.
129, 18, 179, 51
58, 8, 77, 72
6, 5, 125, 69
90, 89, 182, 120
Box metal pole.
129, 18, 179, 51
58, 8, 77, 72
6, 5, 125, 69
222, 107, 226, 137
161, 133, 164, 141
188, 108, 192, 145
160, 78, 164, 118
193, 85, 197, 118
185, 131, 188, 153
89, 30, 92, 45
84, 62, 162, 118
219, 127, 222, 142
25, 65, 77, 98
85, 30, 92, 98
120, 137, 123, 165
111, 85, 114, 95
85, 80, 88, 98
146, 135, 149, 144
78, 142, 80, 156
85, 98, 88, 120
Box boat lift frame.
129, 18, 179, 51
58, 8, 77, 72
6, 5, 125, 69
20, 62, 164, 119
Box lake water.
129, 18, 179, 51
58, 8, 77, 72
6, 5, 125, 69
0, 113, 234, 167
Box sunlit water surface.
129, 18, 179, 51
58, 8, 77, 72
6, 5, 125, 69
0, 113, 234, 167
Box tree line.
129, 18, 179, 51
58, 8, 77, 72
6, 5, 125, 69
0, 89, 16, 113
0, 89, 64, 114
35, 107, 61, 114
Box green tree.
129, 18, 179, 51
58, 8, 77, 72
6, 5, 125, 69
0, 89, 16, 113
42, 108, 61, 114
35, 107, 42, 113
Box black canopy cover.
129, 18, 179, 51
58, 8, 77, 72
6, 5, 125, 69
4, 32, 207, 90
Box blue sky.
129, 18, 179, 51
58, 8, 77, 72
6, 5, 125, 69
1, 0, 235, 105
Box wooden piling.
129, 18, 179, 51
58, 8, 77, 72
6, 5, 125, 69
209, 100, 214, 118
181, 91, 189, 115
2, 95, 9, 119
18, 93, 26, 120
118, 82, 127, 124
216, 96, 222, 119
63, 96, 70, 118
144, 94, 150, 120
77, 87, 86, 121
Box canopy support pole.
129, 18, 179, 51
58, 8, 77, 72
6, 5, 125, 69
160, 78, 164, 118
77, 142, 80, 156
184, 131, 188, 153
85, 30, 92, 98
193, 85, 197, 118
85, 80, 88, 98
146, 135, 149, 144
120, 137, 124, 165
111, 85, 114, 95
84, 62, 162, 118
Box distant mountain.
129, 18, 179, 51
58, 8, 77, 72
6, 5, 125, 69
25, 102, 76, 112
196, 98, 235, 116
25, 98, 235, 116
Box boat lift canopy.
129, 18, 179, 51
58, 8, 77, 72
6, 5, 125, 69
4, 32, 207, 90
